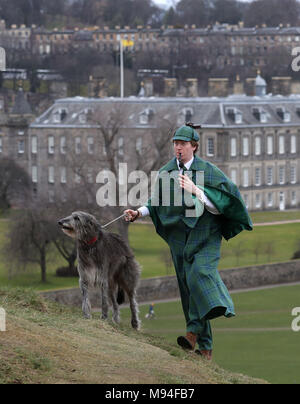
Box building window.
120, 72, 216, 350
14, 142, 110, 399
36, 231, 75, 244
291, 191, 297, 206
48, 166, 54, 183
267, 192, 274, 207
18, 140, 25, 154
118, 137, 124, 156
243, 168, 249, 187
291, 166, 297, 184
230, 168, 237, 184
255, 193, 261, 208
60, 167, 66, 184
88, 137, 94, 154
31, 136, 37, 154
32, 166, 37, 183
48, 136, 54, 154
60, 136, 66, 154
279, 135, 285, 154
87, 168, 93, 184
267, 167, 273, 185
279, 166, 285, 184
291, 135, 297, 154
255, 167, 261, 186
75, 137, 81, 154
136, 137, 142, 154
48, 189, 55, 203
242, 137, 249, 156
139, 113, 148, 125
255, 137, 261, 156
243, 194, 249, 209
230, 137, 237, 157
207, 138, 215, 157
267, 135, 273, 155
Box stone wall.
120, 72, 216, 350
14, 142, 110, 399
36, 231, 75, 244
41, 260, 300, 308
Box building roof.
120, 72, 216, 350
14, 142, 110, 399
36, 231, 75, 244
31, 93, 300, 130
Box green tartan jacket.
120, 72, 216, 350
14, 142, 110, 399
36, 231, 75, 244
147, 155, 253, 241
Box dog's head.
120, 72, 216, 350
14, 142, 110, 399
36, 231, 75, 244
58, 211, 100, 243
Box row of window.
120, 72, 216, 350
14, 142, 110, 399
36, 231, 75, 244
32, 166, 94, 184
243, 191, 297, 209
231, 165, 297, 187
230, 134, 297, 157
44, 136, 142, 156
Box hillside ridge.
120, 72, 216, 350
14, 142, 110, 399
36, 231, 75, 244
0, 288, 268, 384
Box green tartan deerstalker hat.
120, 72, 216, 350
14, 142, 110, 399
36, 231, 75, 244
172, 125, 200, 142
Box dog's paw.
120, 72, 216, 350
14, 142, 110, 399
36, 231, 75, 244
112, 315, 120, 325
131, 319, 141, 330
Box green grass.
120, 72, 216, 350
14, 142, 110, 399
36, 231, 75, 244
0, 287, 266, 384
1, 210, 300, 291
120, 284, 300, 384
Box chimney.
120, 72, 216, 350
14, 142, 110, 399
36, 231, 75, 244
208, 78, 229, 97
144, 77, 154, 97
291, 80, 300, 94
271, 77, 291, 95
164, 78, 177, 97
186, 78, 198, 97
233, 75, 244, 95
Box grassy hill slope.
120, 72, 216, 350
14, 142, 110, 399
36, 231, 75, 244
0, 288, 267, 384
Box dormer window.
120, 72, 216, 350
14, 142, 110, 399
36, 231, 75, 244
79, 114, 86, 124
252, 107, 267, 123
139, 108, 154, 125
177, 108, 194, 125
277, 107, 290, 122
226, 107, 242, 124
53, 108, 67, 123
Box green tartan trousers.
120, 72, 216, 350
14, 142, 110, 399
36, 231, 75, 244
167, 210, 235, 350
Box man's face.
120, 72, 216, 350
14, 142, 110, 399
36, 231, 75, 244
173, 140, 196, 163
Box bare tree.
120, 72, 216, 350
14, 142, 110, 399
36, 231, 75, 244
89, 103, 176, 243
0, 158, 31, 213
4, 204, 54, 283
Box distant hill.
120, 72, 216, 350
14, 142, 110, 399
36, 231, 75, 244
0, 287, 268, 384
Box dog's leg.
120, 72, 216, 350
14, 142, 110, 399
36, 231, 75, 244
127, 290, 140, 330
109, 285, 120, 325
101, 280, 109, 321
79, 278, 91, 319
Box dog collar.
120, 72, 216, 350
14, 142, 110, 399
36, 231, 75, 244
86, 236, 98, 245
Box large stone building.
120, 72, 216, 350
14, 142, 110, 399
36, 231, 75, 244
24, 81, 300, 212
1, 18, 300, 69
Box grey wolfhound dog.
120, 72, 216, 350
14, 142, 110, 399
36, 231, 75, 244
58, 211, 141, 329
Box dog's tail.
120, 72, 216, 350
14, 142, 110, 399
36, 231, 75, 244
117, 287, 125, 305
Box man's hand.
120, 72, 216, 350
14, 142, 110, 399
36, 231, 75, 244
124, 209, 140, 222
178, 173, 198, 195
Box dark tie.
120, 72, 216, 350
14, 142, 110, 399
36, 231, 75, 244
180, 165, 187, 205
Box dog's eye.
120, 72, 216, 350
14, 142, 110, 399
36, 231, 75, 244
74, 216, 79, 221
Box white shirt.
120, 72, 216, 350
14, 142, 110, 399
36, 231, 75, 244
138, 156, 220, 217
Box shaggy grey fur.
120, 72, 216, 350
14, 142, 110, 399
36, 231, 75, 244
58, 211, 141, 329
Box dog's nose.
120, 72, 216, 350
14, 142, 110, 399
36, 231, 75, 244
58, 220, 63, 226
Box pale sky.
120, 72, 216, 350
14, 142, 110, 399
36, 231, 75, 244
153, 0, 252, 8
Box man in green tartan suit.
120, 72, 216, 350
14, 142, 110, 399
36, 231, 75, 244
125, 125, 253, 360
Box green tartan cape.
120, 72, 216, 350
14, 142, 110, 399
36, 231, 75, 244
147, 155, 253, 242
146, 156, 253, 321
